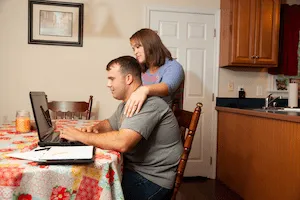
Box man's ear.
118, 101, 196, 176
125, 74, 133, 85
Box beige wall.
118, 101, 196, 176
0, 0, 275, 125
218, 68, 269, 98
0, 0, 220, 123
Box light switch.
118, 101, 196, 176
228, 81, 234, 91
256, 85, 263, 96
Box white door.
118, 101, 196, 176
149, 10, 215, 177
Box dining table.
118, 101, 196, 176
0, 119, 124, 200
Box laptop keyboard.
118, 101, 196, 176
39, 141, 85, 146
59, 139, 85, 146
59, 138, 69, 143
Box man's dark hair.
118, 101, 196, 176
106, 56, 142, 79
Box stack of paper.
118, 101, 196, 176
8, 148, 48, 162
8, 146, 94, 163
41, 146, 93, 160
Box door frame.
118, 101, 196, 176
145, 6, 220, 179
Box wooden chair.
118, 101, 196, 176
171, 102, 203, 200
48, 95, 93, 120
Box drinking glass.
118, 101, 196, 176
16, 110, 31, 133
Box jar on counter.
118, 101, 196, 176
16, 110, 31, 133
239, 88, 246, 99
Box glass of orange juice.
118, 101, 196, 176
16, 110, 31, 133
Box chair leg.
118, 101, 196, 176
171, 187, 178, 200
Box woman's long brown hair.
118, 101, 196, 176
130, 28, 172, 72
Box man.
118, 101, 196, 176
60, 56, 183, 200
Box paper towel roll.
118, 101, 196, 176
288, 83, 298, 108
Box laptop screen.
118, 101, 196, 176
29, 91, 54, 141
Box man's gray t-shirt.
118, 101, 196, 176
108, 96, 183, 189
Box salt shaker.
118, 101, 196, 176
16, 110, 31, 133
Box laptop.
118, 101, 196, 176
36, 146, 95, 165
29, 91, 86, 147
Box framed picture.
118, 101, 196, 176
28, 0, 84, 47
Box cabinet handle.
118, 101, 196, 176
255, 56, 259, 59
251, 55, 255, 59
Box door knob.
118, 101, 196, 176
255, 56, 259, 59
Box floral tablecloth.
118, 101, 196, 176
0, 120, 124, 200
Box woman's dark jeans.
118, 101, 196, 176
121, 168, 172, 200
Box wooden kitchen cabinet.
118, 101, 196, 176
220, 0, 281, 67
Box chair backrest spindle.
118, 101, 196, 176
171, 102, 203, 200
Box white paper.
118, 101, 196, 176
7, 146, 94, 161
288, 83, 298, 108
40, 146, 94, 160
8, 148, 48, 161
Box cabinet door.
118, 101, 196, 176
231, 0, 256, 64
254, 0, 280, 65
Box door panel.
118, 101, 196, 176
231, 0, 256, 64
255, 0, 280, 65
149, 10, 215, 177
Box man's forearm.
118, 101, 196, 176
77, 131, 127, 152
92, 119, 113, 133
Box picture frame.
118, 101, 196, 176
275, 78, 288, 90
28, 0, 84, 47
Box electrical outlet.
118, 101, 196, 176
256, 85, 263, 96
228, 81, 234, 91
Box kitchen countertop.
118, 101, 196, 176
216, 106, 300, 123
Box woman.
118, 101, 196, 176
124, 28, 184, 117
